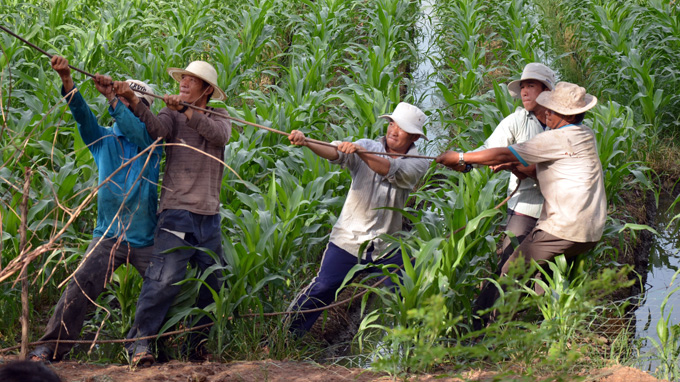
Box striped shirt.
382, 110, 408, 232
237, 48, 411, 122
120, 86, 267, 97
328, 138, 429, 259
134, 103, 231, 215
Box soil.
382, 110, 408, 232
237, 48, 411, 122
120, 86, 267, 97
0, 356, 669, 382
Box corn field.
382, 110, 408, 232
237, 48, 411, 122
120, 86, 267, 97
1, 0, 679, 379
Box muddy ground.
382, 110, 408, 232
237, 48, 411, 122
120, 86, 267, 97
0, 355, 669, 382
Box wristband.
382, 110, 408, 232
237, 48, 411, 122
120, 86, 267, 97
108, 97, 118, 106
458, 152, 465, 166
178, 105, 189, 113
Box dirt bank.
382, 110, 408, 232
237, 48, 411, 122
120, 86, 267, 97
0, 356, 668, 382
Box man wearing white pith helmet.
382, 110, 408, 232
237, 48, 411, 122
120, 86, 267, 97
115, 60, 231, 365
29, 56, 161, 362
449, 63, 556, 330
286, 102, 430, 336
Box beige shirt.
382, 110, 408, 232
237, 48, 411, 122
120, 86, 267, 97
328, 138, 429, 259
509, 124, 606, 242
475, 107, 545, 218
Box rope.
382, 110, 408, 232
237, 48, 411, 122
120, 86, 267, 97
0, 24, 437, 160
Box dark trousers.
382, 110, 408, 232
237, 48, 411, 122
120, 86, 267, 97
126, 210, 223, 356
472, 228, 597, 330
287, 242, 404, 335
498, 212, 538, 271
39, 237, 153, 360
472, 212, 537, 329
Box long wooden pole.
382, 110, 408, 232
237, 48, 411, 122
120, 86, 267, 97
0, 24, 436, 160
19, 167, 31, 360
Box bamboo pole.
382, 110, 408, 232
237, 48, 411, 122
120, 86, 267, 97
19, 167, 31, 360
0, 24, 437, 160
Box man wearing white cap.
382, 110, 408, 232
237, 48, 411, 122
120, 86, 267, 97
286, 102, 430, 335
29, 56, 161, 362
115, 60, 231, 365
437, 82, 606, 327
451, 63, 555, 329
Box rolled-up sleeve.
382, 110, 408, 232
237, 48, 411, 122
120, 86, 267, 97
328, 140, 359, 170
384, 156, 429, 190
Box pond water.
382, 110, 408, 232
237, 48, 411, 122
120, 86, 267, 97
634, 192, 680, 371
410, 0, 450, 158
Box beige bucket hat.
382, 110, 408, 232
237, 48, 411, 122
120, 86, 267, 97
536, 82, 598, 115
167, 61, 226, 101
126, 79, 155, 107
379, 102, 428, 139
507, 63, 556, 98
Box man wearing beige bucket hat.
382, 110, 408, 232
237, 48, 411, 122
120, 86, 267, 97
115, 60, 231, 365
29, 57, 162, 362
285, 102, 430, 336
437, 81, 606, 329
447, 63, 555, 329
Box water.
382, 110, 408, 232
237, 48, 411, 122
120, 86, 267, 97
634, 192, 680, 371
410, 0, 451, 158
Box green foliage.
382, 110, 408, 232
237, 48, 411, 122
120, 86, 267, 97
648, 269, 680, 381
369, 294, 457, 376
534, 0, 680, 135
0, 0, 676, 378
589, 101, 652, 204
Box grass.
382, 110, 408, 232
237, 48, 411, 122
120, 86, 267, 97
1, 0, 679, 378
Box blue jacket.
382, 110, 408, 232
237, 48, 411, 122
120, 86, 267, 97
64, 86, 161, 247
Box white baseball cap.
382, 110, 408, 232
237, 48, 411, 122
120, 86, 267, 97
507, 63, 556, 98
125, 80, 155, 107
378, 102, 427, 139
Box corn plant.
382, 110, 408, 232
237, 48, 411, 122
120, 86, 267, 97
535, 0, 680, 135
648, 269, 680, 381
589, 101, 652, 204
523, 257, 630, 360
348, 168, 507, 371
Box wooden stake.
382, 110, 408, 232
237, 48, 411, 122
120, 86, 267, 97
19, 167, 31, 360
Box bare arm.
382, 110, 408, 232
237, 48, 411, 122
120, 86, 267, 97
288, 130, 339, 160
355, 150, 390, 176
436, 147, 518, 168
514, 163, 536, 179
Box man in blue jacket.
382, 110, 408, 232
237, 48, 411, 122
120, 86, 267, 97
29, 56, 162, 362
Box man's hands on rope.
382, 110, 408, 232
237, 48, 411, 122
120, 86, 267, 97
111, 82, 190, 117
288, 130, 364, 153
48, 55, 531, 180
50, 56, 74, 93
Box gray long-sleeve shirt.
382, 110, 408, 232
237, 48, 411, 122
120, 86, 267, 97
133, 103, 231, 215
328, 137, 429, 259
